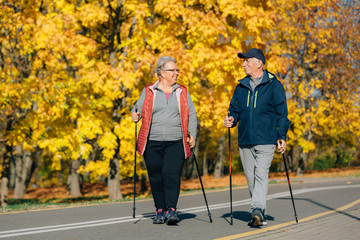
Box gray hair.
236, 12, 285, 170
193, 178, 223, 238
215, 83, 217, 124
260, 61, 265, 70
154, 56, 176, 77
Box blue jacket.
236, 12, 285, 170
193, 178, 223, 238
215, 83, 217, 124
229, 70, 290, 146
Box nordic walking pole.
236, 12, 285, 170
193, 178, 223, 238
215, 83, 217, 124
133, 106, 138, 218
188, 132, 212, 223
228, 111, 233, 225
282, 153, 298, 223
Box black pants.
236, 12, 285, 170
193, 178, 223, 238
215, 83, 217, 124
144, 140, 185, 210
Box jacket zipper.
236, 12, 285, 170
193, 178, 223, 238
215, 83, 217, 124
254, 91, 258, 108
249, 91, 254, 143
247, 90, 250, 107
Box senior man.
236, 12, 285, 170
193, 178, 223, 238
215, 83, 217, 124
224, 48, 290, 226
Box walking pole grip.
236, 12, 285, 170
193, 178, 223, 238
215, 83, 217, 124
228, 111, 233, 225
188, 132, 213, 223
133, 106, 138, 218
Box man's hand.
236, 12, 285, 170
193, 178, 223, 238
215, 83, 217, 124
277, 139, 287, 154
224, 115, 234, 128
187, 134, 196, 148
132, 111, 140, 123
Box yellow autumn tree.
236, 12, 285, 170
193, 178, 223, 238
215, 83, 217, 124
0, 0, 283, 203
0, 0, 41, 203
268, 0, 360, 171
129, 0, 277, 178
4, 0, 358, 204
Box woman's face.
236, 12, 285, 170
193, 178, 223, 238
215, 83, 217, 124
160, 61, 179, 85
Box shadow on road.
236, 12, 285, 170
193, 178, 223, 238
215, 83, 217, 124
179, 213, 198, 222
133, 211, 199, 224
221, 211, 275, 225
278, 197, 360, 221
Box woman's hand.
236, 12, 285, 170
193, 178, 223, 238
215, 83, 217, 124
187, 134, 196, 148
132, 112, 140, 123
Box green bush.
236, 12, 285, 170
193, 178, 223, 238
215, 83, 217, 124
312, 155, 336, 170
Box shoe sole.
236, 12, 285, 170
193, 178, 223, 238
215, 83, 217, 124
153, 220, 165, 224
153, 219, 165, 224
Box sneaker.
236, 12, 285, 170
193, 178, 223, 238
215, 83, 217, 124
260, 214, 268, 226
165, 208, 179, 225
153, 209, 165, 224
248, 208, 263, 227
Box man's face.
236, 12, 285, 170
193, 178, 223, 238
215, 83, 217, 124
242, 58, 262, 76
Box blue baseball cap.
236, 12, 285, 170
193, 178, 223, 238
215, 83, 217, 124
237, 48, 266, 64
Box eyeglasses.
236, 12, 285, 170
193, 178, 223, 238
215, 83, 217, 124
162, 69, 180, 73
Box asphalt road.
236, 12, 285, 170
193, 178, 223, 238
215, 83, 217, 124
0, 177, 359, 240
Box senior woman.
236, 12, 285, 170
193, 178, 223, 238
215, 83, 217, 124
131, 56, 197, 225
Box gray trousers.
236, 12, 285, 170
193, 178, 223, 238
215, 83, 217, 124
239, 145, 276, 213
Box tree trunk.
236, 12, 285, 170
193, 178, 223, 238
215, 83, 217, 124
13, 145, 32, 199
1, 144, 12, 207
69, 159, 81, 197
0, 177, 8, 207
214, 134, 225, 178
25, 147, 41, 188
9, 157, 15, 189
108, 158, 122, 200
106, 2, 137, 200
202, 148, 208, 176
107, 133, 122, 200
297, 153, 306, 176
298, 131, 312, 174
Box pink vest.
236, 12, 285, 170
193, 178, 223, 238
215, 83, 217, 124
136, 81, 192, 158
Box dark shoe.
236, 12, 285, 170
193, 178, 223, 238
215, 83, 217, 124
165, 208, 179, 225
153, 209, 165, 224
248, 208, 263, 227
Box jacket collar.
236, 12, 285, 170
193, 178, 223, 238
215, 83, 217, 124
149, 80, 180, 92
239, 70, 270, 90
